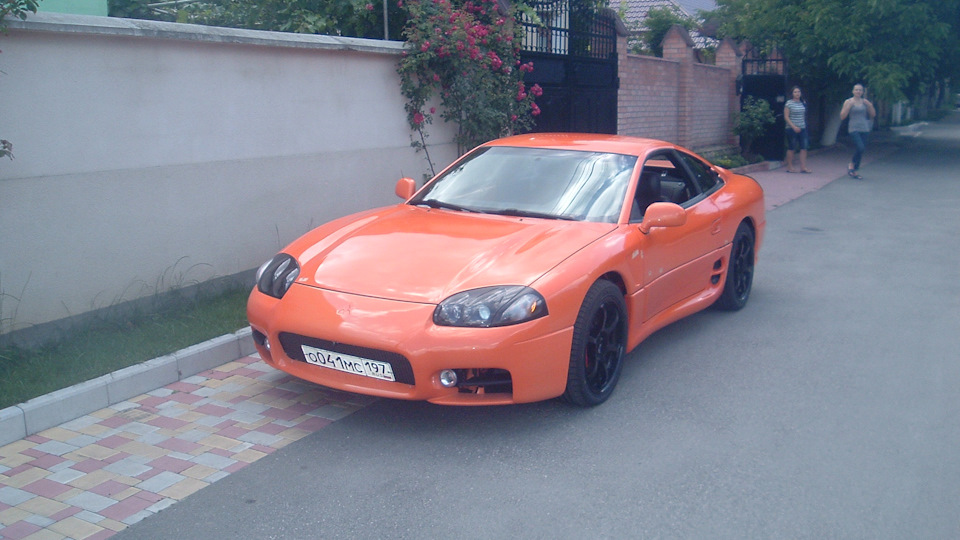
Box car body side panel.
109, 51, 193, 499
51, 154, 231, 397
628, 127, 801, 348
634, 197, 721, 320
624, 245, 730, 352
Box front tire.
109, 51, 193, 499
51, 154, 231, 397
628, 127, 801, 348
715, 222, 755, 311
563, 280, 627, 407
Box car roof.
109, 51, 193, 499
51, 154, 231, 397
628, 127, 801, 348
483, 133, 677, 157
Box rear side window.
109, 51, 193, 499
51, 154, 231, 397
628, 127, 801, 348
677, 152, 721, 193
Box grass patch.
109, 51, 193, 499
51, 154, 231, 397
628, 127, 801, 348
0, 286, 251, 410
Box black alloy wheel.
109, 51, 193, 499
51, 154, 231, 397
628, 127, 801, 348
563, 280, 627, 407
715, 221, 755, 311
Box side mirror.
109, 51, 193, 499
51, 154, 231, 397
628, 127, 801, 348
638, 202, 686, 234
395, 177, 416, 200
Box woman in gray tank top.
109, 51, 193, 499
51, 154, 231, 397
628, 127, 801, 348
839, 84, 877, 179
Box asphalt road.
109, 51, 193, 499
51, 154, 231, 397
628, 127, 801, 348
117, 117, 960, 540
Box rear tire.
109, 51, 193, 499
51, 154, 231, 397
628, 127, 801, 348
715, 222, 755, 311
563, 280, 627, 407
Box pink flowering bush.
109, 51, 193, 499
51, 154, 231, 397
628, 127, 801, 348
398, 0, 540, 171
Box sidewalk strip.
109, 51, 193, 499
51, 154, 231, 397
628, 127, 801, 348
0, 355, 375, 540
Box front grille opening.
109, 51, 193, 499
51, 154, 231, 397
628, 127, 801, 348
455, 368, 513, 394
277, 332, 416, 385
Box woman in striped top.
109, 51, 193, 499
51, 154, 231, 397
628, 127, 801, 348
784, 86, 811, 173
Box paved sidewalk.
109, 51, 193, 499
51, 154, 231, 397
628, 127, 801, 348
746, 135, 897, 211
0, 355, 374, 539
0, 134, 908, 540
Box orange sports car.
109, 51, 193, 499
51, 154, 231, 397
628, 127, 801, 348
247, 134, 765, 406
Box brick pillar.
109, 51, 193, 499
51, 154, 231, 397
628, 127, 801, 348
661, 25, 695, 147
715, 38, 742, 146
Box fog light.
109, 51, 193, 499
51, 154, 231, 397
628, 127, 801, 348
439, 369, 458, 388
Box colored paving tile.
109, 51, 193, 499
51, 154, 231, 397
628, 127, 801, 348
0, 355, 375, 540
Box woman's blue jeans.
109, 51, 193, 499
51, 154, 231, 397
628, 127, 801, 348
850, 131, 869, 170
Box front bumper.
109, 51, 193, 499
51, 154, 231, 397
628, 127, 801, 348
247, 284, 574, 405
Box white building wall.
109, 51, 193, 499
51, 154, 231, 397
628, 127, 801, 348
0, 13, 457, 337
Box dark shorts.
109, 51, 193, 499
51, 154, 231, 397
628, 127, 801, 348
786, 127, 809, 151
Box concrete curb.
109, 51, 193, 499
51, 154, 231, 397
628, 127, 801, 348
0, 327, 254, 447
732, 160, 781, 174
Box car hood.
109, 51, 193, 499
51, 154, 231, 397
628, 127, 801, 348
288, 205, 616, 304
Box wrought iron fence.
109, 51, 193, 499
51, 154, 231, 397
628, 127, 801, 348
520, 0, 617, 60
742, 58, 787, 76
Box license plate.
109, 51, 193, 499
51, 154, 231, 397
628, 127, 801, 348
300, 344, 396, 382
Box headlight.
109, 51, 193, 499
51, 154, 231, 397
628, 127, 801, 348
434, 286, 548, 327
256, 253, 300, 299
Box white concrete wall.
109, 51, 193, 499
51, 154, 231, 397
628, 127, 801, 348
0, 13, 457, 336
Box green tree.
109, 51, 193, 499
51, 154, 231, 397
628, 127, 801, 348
109, 0, 406, 40
638, 6, 695, 57
1, 0, 37, 23
710, 0, 957, 104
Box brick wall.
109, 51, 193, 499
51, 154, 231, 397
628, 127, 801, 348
618, 25, 741, 153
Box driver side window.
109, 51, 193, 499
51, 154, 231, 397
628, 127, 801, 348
630, 151, 699, 222
676, 152, 722, 194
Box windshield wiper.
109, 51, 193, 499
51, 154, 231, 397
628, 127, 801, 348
493, 208, 579, 221
417, 199, 481, 213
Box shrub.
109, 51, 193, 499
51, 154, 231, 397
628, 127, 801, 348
398, 0, 540, 173
734, 95, 775, 158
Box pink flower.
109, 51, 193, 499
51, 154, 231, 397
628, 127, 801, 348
421, 41, 430, 52
531, 84, 543, 97
531, 103, 541, 116
433, 73, 440, 82
511, 114, 517, 122
413, 112, 425, 125
366, 3, 374, 10
430, 107, 436, 114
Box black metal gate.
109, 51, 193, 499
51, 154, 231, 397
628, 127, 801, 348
519, 1, 619, 134
741, 56, 787, 160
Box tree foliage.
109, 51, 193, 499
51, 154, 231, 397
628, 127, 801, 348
398, 0, 539, 169
710, 0, 958, 103
640, 6, 695, 57
109, 0, 406, 39
1, 0, 37, 26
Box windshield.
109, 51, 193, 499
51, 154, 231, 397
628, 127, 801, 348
411, 146, 638, 223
